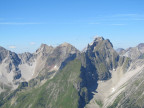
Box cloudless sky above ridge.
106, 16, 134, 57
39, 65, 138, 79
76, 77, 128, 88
0, 0, 144, 53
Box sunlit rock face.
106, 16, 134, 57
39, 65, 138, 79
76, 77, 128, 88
0, 43, 80, 91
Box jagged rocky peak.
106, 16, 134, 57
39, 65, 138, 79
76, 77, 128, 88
89, 37, 104, 46
82, 36, 120, 80
94, 36, 104, 41
43, 42, 80, 71
0, 46, 20, 66
18, 52, 34, 64
36, 43, 54, 54
87, 37, 114, 52
19, 52, 32, 57
40, 43, 53, 51
58, 42, 80, 54
93, 36, 112, 45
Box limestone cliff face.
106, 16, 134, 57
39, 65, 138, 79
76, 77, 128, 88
0, 46, 21, 86
0, 43, 81, 108
78, 37, 131, 108
0, 43, 80, 91
81, 37, 120, 80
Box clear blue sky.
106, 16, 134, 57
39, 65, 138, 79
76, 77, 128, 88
0, 0, 144, 53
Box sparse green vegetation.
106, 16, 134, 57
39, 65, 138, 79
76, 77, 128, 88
122, 57, 131, 72
1, 59, 82, 108
95, 100, 103, 107
108, 94, 123, 108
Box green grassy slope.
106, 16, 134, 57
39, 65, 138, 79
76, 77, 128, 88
1, 59, 81, 108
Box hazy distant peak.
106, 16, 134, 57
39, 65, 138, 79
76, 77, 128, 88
116, 48, 126, 55
116, 48, 125, 52
19, 52, 32, 55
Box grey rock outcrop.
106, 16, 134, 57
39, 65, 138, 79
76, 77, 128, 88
118, 43, 144, 60
0, 43, 80, 91
81, 37, 120, 80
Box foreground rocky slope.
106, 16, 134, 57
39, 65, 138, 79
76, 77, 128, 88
108, 62, 144, 108
1, 59, 81, 108
86, 42, 144, 108
0, 37, 144, 108
105, 44, 144, 108
0, 43, 80, 107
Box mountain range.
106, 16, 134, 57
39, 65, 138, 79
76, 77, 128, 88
0, 37, 144, 108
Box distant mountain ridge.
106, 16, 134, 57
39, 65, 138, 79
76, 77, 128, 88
117, 43, 144, 60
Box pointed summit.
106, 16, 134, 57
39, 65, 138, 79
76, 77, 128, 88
89, 37, 104, 46
40, 43, 48, 48
36, 44, 54, 54
93, 36, 104, 42
83, 36, 119, 80
40, 44, 53, 50
58, 42, 80, 55
87, 36, 113, 52
116, 48, 125, 54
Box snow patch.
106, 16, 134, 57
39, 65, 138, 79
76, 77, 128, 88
54, 65, 57, 69
111, 87, 115, 93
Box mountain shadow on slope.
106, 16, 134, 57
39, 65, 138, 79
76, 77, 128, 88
79, 54, 98, 108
